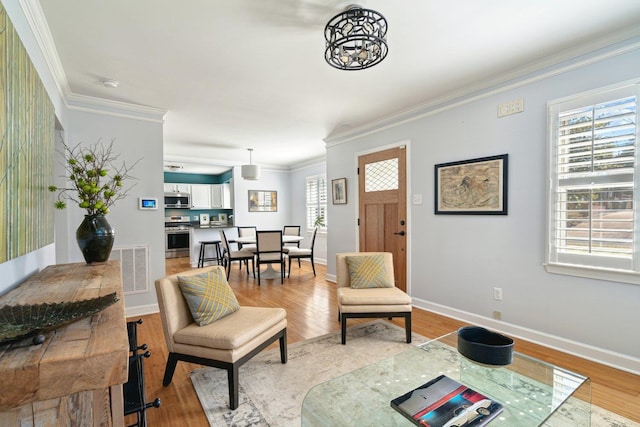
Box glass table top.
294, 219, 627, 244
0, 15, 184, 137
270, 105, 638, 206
301, 331, 591, 426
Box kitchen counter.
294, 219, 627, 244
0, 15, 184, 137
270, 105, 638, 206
191, 223, 234, 229
189, 225, 236, 267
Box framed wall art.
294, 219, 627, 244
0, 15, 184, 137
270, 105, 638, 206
434, 154, 508, 215
248, 190, 277, 212
332, 178, 347, 204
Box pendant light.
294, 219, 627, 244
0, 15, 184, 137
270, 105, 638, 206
241, 148, 261, 180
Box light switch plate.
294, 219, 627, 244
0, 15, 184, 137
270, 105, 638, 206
413, 194, 423, 205
498, 98, 524, 117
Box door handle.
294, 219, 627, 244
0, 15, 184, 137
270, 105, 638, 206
394, 231, 405, 236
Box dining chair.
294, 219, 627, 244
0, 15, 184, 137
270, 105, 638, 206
237, 226, 257, 252
220, 230, 255, 279
255, 230, 287, 285
282, 225, 301, 250
287, 227, 318, 277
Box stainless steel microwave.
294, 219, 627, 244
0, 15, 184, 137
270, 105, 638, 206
164, 192, 191, 209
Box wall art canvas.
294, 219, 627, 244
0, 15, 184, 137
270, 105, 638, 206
434, 154, 508, 215
248, 190, 277, 212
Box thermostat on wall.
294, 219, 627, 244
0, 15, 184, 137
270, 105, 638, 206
139, 197, 158, 210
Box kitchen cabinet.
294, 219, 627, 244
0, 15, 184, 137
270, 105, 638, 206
211, 183, 232, 209
191, 184, 212, 209
164, 183, 191, 193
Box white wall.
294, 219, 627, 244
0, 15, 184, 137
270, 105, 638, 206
289, 161, 328, 264
326, 38, 640, 372
56, 108, 166, 313
231, 166, 292, 230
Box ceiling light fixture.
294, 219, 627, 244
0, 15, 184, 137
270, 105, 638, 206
101, 79, 119, 89
324, 5, 388, 71
241, 148, 261, 180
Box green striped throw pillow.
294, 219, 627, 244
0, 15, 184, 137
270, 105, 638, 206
178, 269, 240, 326
345, 254, 393, 288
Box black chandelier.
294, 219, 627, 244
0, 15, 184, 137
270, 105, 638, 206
324, 5, 388, 71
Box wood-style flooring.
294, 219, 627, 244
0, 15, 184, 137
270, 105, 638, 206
125, 257, 640, 426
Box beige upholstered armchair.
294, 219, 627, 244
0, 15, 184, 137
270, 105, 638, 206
155, 266, 287, 410
336, 252, 412, 344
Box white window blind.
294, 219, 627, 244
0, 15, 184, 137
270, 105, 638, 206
306, 175, 327, 231
547, 81, 640, 283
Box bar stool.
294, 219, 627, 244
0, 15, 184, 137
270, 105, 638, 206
197, 240, 222, 268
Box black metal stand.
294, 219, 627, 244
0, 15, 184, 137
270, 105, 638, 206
124, 319, 161, 427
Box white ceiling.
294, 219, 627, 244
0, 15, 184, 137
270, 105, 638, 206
35, 0, 640, 174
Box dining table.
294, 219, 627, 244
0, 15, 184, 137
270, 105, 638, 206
235, 235, 304, 279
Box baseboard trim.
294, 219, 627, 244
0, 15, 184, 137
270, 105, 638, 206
325, 273, 336, 283
412, 297, 640, 375
125, 303, 159, 319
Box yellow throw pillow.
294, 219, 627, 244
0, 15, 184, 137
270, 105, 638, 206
177, 269, 240, 326
345, 254, 393, 288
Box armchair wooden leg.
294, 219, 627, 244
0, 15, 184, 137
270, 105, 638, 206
341, 317, 347, 345
162, 352, 179, 386
288, 257, 292, 277
311, 257, 316, 276
228, 364, 239, 410
279, 329, 287, 363
404, 312, 412, 343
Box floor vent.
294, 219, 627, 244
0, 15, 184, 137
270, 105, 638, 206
109, 245, 150, 295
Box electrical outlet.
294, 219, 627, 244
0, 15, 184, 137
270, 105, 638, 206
412, 194, 423, 205
498, 98, 524, 117
493, 287, 503, 301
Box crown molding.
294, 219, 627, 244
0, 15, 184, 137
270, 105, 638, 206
19, 0, 167, 123
325, 31, 640, 147
66, 93, 167, 123
19, 0, 71, 101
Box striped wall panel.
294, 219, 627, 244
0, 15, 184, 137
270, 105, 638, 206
0, 4, 55, 264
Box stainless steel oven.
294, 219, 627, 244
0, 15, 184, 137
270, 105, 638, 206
165, 216, 192, 258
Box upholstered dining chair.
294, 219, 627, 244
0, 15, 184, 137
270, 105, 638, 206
255, 230, 287, 285
155, 266, 287, 410
336, 252, 412, 345
220, 230, 255, 279
287, 227, 318, 277
282, 225, 301, 249
237, 226, 257, 252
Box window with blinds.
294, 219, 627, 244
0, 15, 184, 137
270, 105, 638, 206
547, 81, 640, 283
306, 175, 327, 232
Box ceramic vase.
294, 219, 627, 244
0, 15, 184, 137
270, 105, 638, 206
76, 214, 115, 264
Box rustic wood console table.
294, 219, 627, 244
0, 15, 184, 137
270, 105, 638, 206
0, 261, 129, 426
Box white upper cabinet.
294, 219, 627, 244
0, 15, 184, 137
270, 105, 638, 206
211, 183, 232, 209
190, 184, 212, 209
164, 183, 191, 193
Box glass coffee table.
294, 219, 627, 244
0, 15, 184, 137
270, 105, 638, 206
301, 331, 591, 426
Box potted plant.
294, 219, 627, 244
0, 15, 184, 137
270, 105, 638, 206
49, 139, 139, 264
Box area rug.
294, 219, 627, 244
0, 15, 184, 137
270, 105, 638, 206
190, 320, 638, 427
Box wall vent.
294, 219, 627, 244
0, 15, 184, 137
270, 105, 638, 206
109, 245, 150, 295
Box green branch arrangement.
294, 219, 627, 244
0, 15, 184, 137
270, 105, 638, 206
49, 139, 140, 216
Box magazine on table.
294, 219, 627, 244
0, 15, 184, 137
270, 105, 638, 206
390, 374, 503, 427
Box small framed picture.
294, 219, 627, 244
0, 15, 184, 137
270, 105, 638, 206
248, 190, 278, 212
332, 178, 347, 205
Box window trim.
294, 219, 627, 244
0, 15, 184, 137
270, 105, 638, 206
546, 78, 640, 285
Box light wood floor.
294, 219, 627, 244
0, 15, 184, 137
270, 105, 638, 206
125, 257, 640, 426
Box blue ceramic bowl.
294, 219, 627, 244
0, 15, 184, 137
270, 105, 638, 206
457, 326, 514, 366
